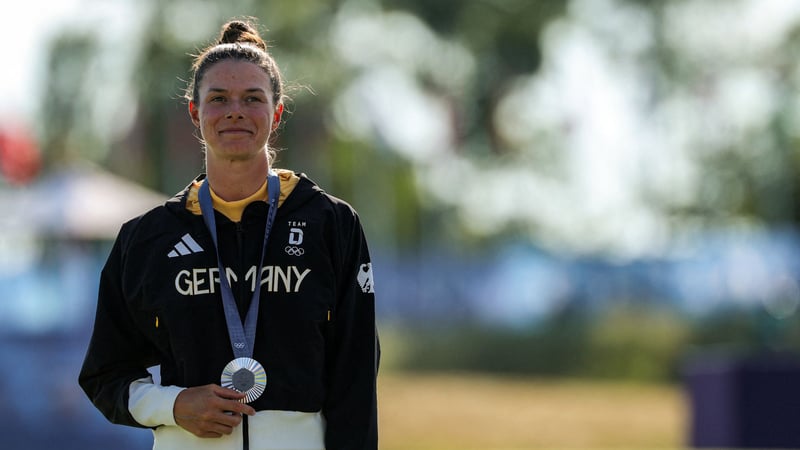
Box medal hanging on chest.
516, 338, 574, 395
221, 357, 267, 403
199, 172, 280, 403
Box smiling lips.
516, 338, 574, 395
219, 128, 252, 136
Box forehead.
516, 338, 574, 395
199, 60, 272, 92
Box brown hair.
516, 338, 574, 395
186, 18, 284, 107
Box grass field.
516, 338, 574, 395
378, 371, 686, 449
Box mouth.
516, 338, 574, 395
219, 128, 253, 136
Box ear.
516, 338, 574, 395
272, 103, 284, 131
189, 101, 200, 127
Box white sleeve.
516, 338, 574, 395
128, 376, 185, 427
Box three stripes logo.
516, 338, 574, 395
167, 233, 204, 258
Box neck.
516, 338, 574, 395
206, 154, 270, 202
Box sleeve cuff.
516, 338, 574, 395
128, 376, 185, 427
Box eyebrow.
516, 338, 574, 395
206, 87, 268, 94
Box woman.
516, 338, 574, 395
79, 19, 379, 450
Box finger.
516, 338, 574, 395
212, 385, 248, 400
213, 386, 247, 402
213, 410, 245, 428
206, 387, 255, 416
198, 431, 223, 438
207, 422, 236, 436
220, 399, 256, 416
176, 415, 231, 439
189, 412, 241, 435
206, 393, 252, 415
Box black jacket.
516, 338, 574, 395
79, 172, 379, 449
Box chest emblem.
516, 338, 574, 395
358, 263, 375, 294
286, 221, 306, 256
167, 233, 204, 258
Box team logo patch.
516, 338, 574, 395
357, 263, 375, 294
286, 225, 305, 256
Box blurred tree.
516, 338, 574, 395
384, 0, 568, 154
638, 0, 800, 229
39, 0, 800, 254
36, 0, 569, 250
40, 32, 99, 167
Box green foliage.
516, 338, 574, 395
382, 304, 800, 382
36, 0, 800, 254
40, 33, 99, 166
586, 306, 691, 380
36, 0, 570, 247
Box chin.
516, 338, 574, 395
211, 149, 267, 164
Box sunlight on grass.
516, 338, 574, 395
378, 371, 686, 449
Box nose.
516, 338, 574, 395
226, 102, 244, 119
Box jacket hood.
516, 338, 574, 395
164, 169, 325, 217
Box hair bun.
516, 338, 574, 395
217, 19, 267, 51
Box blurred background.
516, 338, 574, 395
3, 0, 800, 448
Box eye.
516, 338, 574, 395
209, 96, 225, 103
246, 96, 264, 103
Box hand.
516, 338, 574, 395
173, 384, 256, 438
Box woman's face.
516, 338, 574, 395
190, 59, 282, 166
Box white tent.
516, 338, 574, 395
1, 162, 168, 240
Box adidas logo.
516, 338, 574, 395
168, 233, 204, 258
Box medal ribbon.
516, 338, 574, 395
198, 172, 280, 359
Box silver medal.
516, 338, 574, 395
221, 357, 267, 403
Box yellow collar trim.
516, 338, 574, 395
210, 180, 267, 223
185, 169, 300, 222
